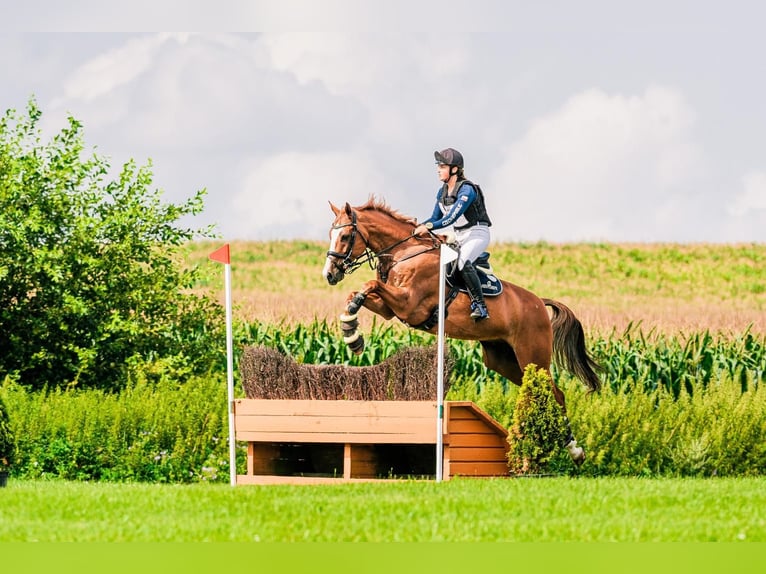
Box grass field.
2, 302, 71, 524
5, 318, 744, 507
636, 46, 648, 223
2, 477, 765, 542
4, 240, 765, 549
184, 240, 766, 335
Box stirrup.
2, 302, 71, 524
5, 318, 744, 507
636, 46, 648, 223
470, 301, 489, 321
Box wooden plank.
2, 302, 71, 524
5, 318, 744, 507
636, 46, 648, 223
447, 402, 509, 436
449, 461, 510, 477
446, 405, 483, 419
449, 446, 509, 463
235, 414, 435, 435
236, 474, 398, 485
447, 419, 501, 434
447, 433, 508, 448
236, 431, 440, 444
235, 399, 436, 418
247, 442, 254, 476
343, 443, 351, 480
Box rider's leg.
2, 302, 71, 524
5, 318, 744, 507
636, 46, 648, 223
460, 260, 489, 320
456, 227, 491, 321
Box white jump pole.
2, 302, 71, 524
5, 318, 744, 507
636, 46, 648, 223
436, 243, 458, 482
209, 244, 237, 486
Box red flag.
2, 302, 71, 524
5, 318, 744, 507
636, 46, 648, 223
209, 244, 230, 264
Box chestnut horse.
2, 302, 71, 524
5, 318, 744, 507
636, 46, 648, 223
322, 199, 602, 464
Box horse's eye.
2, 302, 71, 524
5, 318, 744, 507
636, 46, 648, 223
340, 233, 350, 243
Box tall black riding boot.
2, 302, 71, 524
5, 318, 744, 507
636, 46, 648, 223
460, 260, 489, 321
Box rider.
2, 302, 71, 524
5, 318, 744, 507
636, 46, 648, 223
413, 148, 492, 321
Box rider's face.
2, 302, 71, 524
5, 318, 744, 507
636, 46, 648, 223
437, 163, 451, 182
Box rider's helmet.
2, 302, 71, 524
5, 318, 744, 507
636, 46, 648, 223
434, 148, 464, 168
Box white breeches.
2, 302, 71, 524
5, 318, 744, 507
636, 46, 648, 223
455, 225, 491, 270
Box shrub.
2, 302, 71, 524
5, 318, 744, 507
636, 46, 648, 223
507, 365, 568, 475
2, 373, 235, 482
0, 382, 15, 470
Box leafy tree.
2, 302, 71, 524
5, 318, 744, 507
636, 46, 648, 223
0, 99, 224, 391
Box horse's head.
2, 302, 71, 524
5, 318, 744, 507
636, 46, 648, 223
322, 202, 370, 285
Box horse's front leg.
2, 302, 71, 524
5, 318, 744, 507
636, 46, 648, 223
345, 289, 396, 319
340, 281, 395, 355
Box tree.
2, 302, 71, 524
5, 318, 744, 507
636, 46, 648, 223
0, 99, 224, 390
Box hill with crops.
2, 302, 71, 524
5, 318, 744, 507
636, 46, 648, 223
184, 240, 765, 336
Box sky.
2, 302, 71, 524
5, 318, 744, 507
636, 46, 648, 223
2, 1, 766, 243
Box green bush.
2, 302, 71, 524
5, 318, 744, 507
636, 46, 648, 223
565, 371, 766, 476
0, 100, 223, 391
506, 365, 568, 475
0, 383, 15, 470
1, 373, 236, 482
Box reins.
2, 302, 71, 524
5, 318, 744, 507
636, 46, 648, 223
327, 210, 441, 278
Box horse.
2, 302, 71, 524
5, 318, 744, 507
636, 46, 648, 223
322, 198, 602, 464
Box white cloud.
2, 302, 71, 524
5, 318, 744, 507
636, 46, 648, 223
59, 34, 189, 102
15, 31, 764, 243
229, 151, 392, 240
728, 171, 766, 217
487, 86, 703, 242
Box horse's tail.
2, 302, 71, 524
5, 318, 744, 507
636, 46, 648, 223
543, 298, 602, 392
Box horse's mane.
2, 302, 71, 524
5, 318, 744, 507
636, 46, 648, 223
356, 195, 415, 227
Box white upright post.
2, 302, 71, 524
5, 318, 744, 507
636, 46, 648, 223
223, 261, 236, 486
209, 244, 236, 486
436, 244, 458, 482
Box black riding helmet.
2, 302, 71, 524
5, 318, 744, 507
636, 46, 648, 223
434, 148, 464, 168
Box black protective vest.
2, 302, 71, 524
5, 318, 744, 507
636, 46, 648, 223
438, 179, 492, 229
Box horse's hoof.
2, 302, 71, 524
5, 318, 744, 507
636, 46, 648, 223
566, 439, 585, 466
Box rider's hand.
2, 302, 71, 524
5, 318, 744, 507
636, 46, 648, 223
413, 224, 430, 236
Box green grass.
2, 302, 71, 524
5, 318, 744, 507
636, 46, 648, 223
2, 477, 765, 542
185, 240, 766, 305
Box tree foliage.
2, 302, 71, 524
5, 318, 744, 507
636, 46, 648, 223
0, 100, 224, 390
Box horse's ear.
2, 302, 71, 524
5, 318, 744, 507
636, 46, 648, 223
329, 201, 340, 215
344, 202, 353, 216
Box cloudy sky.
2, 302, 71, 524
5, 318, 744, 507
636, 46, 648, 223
2, 1, 765, 242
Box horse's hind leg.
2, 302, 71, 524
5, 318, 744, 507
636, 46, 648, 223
479, 340, 523, 385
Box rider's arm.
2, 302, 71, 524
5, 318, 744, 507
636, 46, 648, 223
426, 184, 477, 230
421, 192, 444, 227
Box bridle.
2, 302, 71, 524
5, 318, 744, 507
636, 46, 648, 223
326, 209, 441, 277
326, 210, 376, 275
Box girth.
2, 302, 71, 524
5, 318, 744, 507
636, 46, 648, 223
401, 285, 460, 331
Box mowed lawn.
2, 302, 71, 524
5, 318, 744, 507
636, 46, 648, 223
2, 477, 765, 542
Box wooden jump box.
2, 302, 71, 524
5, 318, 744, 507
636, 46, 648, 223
234, 399, 510, 484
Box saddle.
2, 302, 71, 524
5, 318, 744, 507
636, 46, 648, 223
446, 252, 503, 297
404, 251, 503, 331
